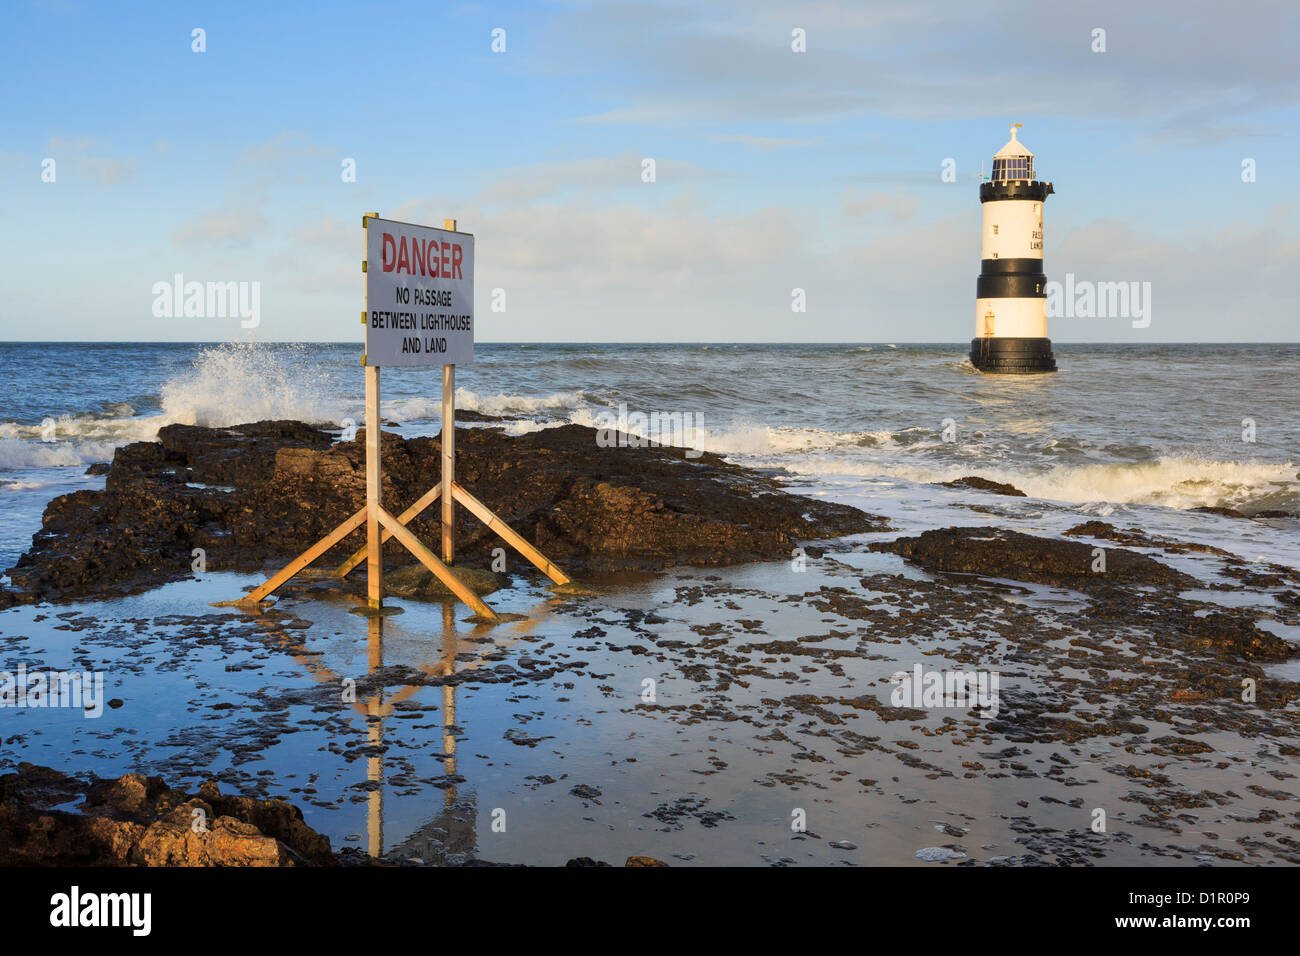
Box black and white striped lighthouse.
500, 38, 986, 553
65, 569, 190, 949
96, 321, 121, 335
970, 124, 1057, 373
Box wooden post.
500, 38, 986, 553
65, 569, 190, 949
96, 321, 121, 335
441, 364, 455, 564
365, 364, 383, 609
440, 218, 458, 567
363, 211, 383, 611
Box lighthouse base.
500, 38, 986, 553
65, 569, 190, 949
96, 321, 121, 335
969, 337, 1057, 374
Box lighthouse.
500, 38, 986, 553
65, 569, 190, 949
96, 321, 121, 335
971, 124, 1057, 373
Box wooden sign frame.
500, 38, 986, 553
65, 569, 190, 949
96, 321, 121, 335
234, 213, 571, 620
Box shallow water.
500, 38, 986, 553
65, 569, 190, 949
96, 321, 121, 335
2, 530, 1295, 866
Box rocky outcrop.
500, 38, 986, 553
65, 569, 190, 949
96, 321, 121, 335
872, 525, 1197, 589
937, 476, 1028, 497
872, 526, 1293, 662
0, 763, 334, 866
4, 420, 885, 603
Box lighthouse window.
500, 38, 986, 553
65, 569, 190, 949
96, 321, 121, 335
991, 156, 1034, 182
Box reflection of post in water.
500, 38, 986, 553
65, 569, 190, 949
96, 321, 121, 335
441, 602, 457, 808
380, 601, 483, 864
367, 614, 384, 859
360, 604, 474, 862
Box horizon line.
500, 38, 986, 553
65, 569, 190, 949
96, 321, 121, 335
1, 340, 1297, 347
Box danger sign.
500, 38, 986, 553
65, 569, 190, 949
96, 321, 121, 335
364, 216, 474, 367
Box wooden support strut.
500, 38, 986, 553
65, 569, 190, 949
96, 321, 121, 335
238, 507, 367, 605
451, 483, 572, 587
336, 482, 441, 577
377, 507, 498, 619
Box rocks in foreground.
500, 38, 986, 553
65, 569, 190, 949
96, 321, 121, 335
4, 420, 885, 603
0, 763, 677, 868
0, 763, 334, 866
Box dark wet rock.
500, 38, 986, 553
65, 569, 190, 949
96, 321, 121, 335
1190, 505, 1239, 519
385, 563, 504, 599
872, 526, 1197, 590
869, 527, 1295, 666
1062, 520, 1152, 545
84, 462, 110, 476
1193, 505, 1296, 520
938, 476, 1028, 497
452, 409, 507, 423
643, 796, 734, 830
1063, 520, 1265, 563
504, 727, 553, 748
3, 420, 885, 603
0, 763, 334, 866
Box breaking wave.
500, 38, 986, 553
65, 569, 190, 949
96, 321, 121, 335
778, 455, 1299, 512
158, 342, 339, 428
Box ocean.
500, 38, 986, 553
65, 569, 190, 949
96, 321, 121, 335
2, 341, 1297, 576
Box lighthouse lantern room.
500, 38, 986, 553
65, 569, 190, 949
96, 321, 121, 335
971, 124, 1057, 373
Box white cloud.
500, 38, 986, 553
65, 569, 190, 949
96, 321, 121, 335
841, 188, 917, 223
476, 149, 727, 204
709, 133, 826, 150
46, 136, 134, 185
543, 0, 1300, 137
174, 199, 269, 247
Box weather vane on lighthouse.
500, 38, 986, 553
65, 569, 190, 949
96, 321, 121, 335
970, 123, 1057, 373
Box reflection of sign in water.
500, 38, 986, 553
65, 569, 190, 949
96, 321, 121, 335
364, 217, 475, 368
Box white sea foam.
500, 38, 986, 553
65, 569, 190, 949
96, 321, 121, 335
0, 436, 121, 469
393, 390, 1297, 513
778, 455, 1298, 511
158, 343, 338, 428
385, 388, 594, 423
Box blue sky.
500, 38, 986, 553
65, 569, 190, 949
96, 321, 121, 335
2, 0, 1297, 342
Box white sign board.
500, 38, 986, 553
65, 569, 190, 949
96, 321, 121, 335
365, 217, 474, 367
